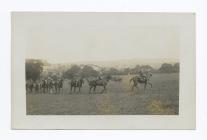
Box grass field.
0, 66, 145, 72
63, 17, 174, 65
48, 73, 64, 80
26, 73, 179, 115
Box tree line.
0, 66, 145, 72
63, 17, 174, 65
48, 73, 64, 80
25, 59, 179, 81
62, 63, 179, 78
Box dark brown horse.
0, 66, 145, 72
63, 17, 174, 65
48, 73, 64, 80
70, 78, 84, 93
130, 72, 152, 92
57, 79, 64, 93
86, 77, 110, 93
26, 80, 34, 93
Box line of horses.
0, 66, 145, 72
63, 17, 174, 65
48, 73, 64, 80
68, 76, 110, 93
26, 78, 64, 94
26, 72, 153, 94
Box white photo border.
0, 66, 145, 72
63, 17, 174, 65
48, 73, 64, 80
11, 12, 195, 129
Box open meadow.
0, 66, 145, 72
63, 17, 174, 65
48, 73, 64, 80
26, 73, 179, 115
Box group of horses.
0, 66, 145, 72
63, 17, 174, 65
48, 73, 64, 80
68, 72, 152, 93
70, 76, 110, 93
70, 71, 152, 93
26, 78, 64, 94
26, 71, 153, 94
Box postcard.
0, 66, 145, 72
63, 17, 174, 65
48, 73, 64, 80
12, 12, 195, 129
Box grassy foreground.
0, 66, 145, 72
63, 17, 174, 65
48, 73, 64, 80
26, 73, 179, 115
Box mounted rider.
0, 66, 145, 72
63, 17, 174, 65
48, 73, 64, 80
95, 75, 103, 83
138, 69, 147, 81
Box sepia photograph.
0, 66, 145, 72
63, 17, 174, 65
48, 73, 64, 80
24, 13, 179, 115
12, 12, 195, 129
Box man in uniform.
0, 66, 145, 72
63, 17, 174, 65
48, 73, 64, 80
138, 70, 146, 81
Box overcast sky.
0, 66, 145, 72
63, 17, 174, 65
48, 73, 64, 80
14, 13, 179, 64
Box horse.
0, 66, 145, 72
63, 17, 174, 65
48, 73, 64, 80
57, 79, 64, 93
70, 78, 84, 93
53, 80, 59, 93
47, 79, 55, 93
130, 72, 152, 92
27, 80, 34, 93
86, 77, 109, 93
26, 80, 33, 93
41, 79, 48, 93
34, 82, 39, 93
26, 80, 30, 92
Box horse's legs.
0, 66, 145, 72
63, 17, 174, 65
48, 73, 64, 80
101, 86, 104, 93
75, 85, 79, 93
89, 86, 92, 94
30, 86, 33, 93
148, 82, 152, 88
70, 85, 72, 93
39, 86, 41, 93
144, 83, 147, 93
135, 85, 140, 94
131, 84, 135, 91
43, 87, 45, 93
103, 86, 107, 93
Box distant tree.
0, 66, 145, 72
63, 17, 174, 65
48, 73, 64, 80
63, 65, 81, 79
140, 65, 154, 71
41, 60, 51, 66
159, 63, 174, 73
48, 72, 58, 80
130, 65, 155, 74
131, 65, 141, 74
90, 69, 100, 77
122, 68, 130, 75
81, 65, 99, 77
104, 68, 120, 75
172, 63, 179, 73
25, 59, 44, 81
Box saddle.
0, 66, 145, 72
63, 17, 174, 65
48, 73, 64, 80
137, 76, 146, 82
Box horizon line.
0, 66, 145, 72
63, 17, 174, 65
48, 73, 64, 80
25, 57, 179, 64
